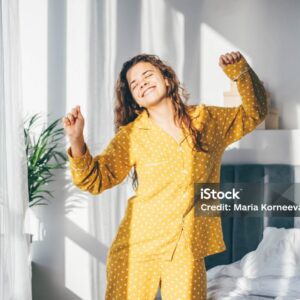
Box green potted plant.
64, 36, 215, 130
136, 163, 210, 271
24, 113, 67, 243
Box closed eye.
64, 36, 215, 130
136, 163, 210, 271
131, 72, 153, 91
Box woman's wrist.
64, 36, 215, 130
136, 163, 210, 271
69, 135, 86, 157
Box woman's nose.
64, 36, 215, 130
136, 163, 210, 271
140, 80, 149, 90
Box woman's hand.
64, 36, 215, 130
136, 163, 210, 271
62, 105, 85, 141
219, 51, 242, 68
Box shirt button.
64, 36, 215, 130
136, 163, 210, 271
182, 169, 188, 174
177, 146, 184, 152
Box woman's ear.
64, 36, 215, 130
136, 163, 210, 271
165, 78, 171, 96
164, 78, 170, 87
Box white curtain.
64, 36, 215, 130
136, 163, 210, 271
0, 0, 32, 299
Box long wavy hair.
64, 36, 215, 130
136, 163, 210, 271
114, 54, 208, 191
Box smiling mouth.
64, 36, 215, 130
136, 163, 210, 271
142, 86, 156, 97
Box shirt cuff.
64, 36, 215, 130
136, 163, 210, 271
66, 143, 93, 171
222, 56, 250, 82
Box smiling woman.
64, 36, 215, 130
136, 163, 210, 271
63, 52, 268, 299
127, 63, 169, 105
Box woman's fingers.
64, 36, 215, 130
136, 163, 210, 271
235, 51, 241, 60
221, 54, 230, 65
220, 51, 243, 68
67, 113, 75, 124
62, 117, 70, 128
225, 52, 235, 64
62, 106, 83, 129
230, 52, 238, 62
71, 106, 79, 118
219, 56, 228, 68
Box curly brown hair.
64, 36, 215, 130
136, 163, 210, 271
114, 53, 207, 191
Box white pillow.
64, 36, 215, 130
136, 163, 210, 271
240, 227, 300, 278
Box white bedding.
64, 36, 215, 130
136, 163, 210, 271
206, 227, 300, 300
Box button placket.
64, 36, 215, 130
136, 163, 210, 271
176, 144, 189, 233
170, 224, 184, 261
177, 143, 188, 176
177, 144, 184, 152
180, 187, 189, 226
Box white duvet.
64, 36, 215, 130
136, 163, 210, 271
206, 227, 300, 300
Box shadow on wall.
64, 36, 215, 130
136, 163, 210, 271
31, 168, 110, 299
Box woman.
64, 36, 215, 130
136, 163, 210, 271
62, 51, 268, 299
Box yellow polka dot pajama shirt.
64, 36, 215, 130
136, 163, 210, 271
67, 57, 268, 299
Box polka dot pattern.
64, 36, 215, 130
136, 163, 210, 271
207, 56, 269, 148
66, 56, 268, 297
105, 229, 207, 299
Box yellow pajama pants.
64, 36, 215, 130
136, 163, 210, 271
105, 233, 207, 300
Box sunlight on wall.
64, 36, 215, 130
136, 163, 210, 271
101, 0, 117, 98
66, 202, 90, 233
200, 22, 251, 105
65, 4, 95, 298
65, 237, 91, 299
66, 0, 88, 116
65, 0, 91, 247
19, 0, 48, 118
24, 208, 46, 242
141, 0, 185, 80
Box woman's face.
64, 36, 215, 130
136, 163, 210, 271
126, 61, 169, 109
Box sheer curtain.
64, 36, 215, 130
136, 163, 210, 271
0, 0, 32, 299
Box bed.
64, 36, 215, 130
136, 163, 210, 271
205, 164, 300, 300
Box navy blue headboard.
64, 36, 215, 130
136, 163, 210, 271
205, 164, 295, 270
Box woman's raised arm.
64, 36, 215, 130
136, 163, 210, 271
205, 53, 268, 149
62, 106, 135, 195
